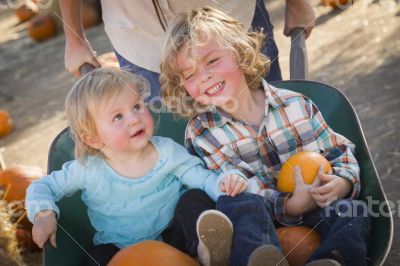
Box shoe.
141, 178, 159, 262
247, 245, 289, 266
306, 259, 342, 266
196, 210, 233, 266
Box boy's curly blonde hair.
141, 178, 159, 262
160, 6, 270, 118
65, 67, 150, 160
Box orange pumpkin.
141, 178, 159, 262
109, 240, 200, 266
0, 165, 43, 229
15, 1, 39, 22
28, 14, 57, 42
0, 110, 13, 138
278, 151, 332, 193
321, 0, 353, 8
277, 226, 320, 266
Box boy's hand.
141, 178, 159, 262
285, 166, 320, 216
32, 210, 57, 249
310, 170, 352, 208
220, 174, 247, 197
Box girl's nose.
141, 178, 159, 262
127, 113, 140, 126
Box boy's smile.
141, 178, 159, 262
177, 38, 248, 110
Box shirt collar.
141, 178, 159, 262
197, 79, 287, 129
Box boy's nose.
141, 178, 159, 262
199, 66, 212, 82
127, 114, 140, 126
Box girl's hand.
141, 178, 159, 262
32, 210, 57, 248
310, 170, 352, 208
220, 174, 248, 197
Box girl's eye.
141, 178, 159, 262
133, 103, 142, 112
113, 113, 123, 122
208, 58, 219, 65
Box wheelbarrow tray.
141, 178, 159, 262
43, 80, 393, 266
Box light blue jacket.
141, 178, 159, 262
26, 136, 237, 248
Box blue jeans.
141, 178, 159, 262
217, 193, 282, 266
114, 0, 282, 99
164, 190, 281, 266
302, 199, 370, 265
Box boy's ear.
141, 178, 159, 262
81, 132, 104, 150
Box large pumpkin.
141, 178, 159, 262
28, 14, 57, 42
0, 110, 13, 138
277, 151, 332, 193
108, 240, 200, 266
0, 165, 43, 229
276, 226, 320, 266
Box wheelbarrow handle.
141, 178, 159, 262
79, 63, 96, 76
290, 27, 308, 80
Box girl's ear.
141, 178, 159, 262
81, 132, 104, 150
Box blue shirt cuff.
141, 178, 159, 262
263, 189, 302, 226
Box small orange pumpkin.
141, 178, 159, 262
15, 1, 39, 22
109, 240, 200, 266
321, 0, 353, 8
278, 151, 332, 193
276, 226, 320, 266
28, 14, 57, 42
0, 109, 13, 139
0, 165, 43, 229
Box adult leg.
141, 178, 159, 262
251, 0, 282, 81
302, 199, 370, 266
162, 189, 216, 256
84, 243, 120, 266
114, 50, 162, 99
217, 193, 282, 266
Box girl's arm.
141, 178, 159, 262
25, 160, 87, 224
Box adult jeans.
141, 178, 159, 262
115, 0, 282, 99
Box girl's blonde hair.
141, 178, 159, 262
65, 67, 150, 160
160, 6, 270, 118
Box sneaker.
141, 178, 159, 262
247, 245, 289, 266
306, 259, 342, 266
196, 210, 233, 266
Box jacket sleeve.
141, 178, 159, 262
25, 160, 87, 224
306, 98, 361, 198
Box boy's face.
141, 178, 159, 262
86, 88, 154, 156
177, 38, 248, 111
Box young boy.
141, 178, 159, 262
160, 6, 370, 266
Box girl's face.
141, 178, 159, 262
177, 38, 248, 110
87, 88, 154, 156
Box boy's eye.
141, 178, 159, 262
113, 113, 123, 122
183, 73, 194, 80
208, 58, 219, 65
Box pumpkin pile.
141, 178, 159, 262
13, 0, 102, 42
0, 164, 44, 252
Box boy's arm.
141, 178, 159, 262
306, 98, 361, 198
25, 160, 86, 224
186, 130, 301, 225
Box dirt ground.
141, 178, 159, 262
0, 0, 399, 265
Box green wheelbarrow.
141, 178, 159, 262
42, 29, 393, 265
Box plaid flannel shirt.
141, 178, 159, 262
185, 80, 360, 225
